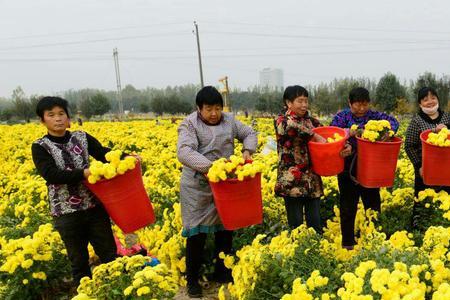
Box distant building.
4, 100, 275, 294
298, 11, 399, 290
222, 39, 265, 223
259, 68, 283, 90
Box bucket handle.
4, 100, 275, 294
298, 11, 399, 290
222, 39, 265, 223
349, 153, 360, 186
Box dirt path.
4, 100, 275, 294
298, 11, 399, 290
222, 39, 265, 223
174, 281, 227, 300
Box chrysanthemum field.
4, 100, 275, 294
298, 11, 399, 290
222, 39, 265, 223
1, 118, 449, 300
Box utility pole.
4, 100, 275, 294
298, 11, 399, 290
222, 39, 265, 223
113, 47, 124, 116
193, 21, 204, 88
219, 76, 230, 112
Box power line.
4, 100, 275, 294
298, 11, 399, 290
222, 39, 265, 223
2, 45, 450, 63
0, 41, 406, 55
0, 31, 189, 52
121, 46, 450, 59
3, 19, 448, 43
201, 30, 450, 44
201, 21, 450, 36
0, 21, 191, 41
2, 28, 449, 54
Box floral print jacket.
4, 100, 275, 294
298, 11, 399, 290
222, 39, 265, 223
274, 110, 323, 198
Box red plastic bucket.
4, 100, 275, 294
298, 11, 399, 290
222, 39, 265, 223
84, 160, 155, 233
308, 126, 348, 176
209, 173, 263, 230
420, 130, 450, 186
356, 137, 403, 188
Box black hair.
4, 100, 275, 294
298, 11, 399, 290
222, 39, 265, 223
36, 96, 70, 120
195, 86, 223, 109
417, 87, 439, 103
283, 85, 309, 103
348, 87, 370, 104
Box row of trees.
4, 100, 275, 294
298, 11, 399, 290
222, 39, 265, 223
311, 72, 449, 115
237, 72, 449, 115
1, 72, 449, 122
0, 88, 113, 122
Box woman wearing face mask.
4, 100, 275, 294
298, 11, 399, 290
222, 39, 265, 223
405, 87, 450, 229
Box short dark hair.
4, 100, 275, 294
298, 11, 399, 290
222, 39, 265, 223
36, 96, 70, 120
283, 85, 309, 103
417, 87, 439, 103
196, 86, 223, 109
349, 87, 370, 104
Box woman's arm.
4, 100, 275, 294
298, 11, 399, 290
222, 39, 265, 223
233, 118, 258, 154
177, 121, 212, 174
86, 133, 110, 163
31, 143, 85, 184
276, 114, 315, 140
404, 118, 422, 169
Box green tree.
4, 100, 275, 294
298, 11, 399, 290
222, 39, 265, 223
0, 108, 13, 121
375, 73, 406, 113
393, 98, 414, 115
150, 95, 165, 116
79, 98, 93, 119
139, 101, 150, 113
255, 96, 268, 112
254, 88, 283, 114
438, 75, 450, 109
79, 93, 111, 119
90, 93, 111, 116
413, 72, 449, 110
165, 95, 182, 114
11, 86, 34, 122
330, 77, 374, 110
312, 83, 336, 115
170, 96, 193, 114
149, 94, 193, 115
413, 72, 439, 95
0, 97, 13, 121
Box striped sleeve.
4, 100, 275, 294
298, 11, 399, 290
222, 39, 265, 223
233, 118, 258, 153
404, 117, 422, 169
177, 120, 212, 174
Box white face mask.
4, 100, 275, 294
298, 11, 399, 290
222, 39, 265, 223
421, 103, 439, 115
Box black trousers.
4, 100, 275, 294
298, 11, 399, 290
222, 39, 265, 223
185, 230, 232, 286
53, 205, 117, 285
413, 170, 450, 198
412, 170, 450, 228
338, 173, 381, 246
283, 196, 321, 233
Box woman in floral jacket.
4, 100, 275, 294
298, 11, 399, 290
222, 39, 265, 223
275, 85, 326, 233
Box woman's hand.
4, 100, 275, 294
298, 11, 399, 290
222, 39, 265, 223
312, 133, 326, 143
129, 152, 142, 162
340, 144, 352, 158
379, 131, 391, 142
242, 150, 252, 161
83, 168, 91, 179
435, 124, 448, 132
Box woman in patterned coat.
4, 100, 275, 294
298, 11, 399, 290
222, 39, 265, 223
31, 97, 117, 287
405, 87, 450, 228
177, 86, 257, 298
274, 85, 327, 233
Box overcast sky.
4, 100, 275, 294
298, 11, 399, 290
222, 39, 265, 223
1, 0, 450, 98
